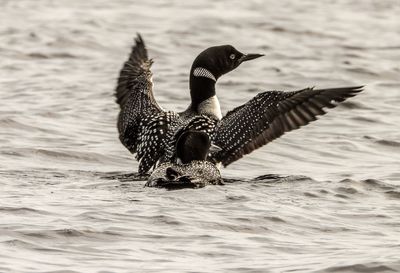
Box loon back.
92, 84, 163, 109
146, 161, 222, 189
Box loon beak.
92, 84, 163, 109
209, 143, 222, 153
239, 53, 264, 63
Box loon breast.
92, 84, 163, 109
197, 95, 222, 120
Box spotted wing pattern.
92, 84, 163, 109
135, 111, 181, 174
116, 34, 169, 174
212, 86, 363, 166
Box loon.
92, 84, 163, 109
146, 130, 222, 189
115, 34, 363, 174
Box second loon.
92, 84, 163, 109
146, 130, 222, 189
115, 34, 363, 174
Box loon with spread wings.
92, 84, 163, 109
115, 34, 363, 174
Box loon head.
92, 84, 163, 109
190, 45, 264, 81
189, 45, 263, 117
176, 131, 220, 164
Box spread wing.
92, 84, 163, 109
211, 86, 364, 167
115, 34, 161, 110
116, 34, 166, 173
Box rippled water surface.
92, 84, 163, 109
1, 0, 400, 272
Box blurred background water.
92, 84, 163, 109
1, 0, 400, 272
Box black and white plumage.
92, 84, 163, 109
146, 161, 222, 189
210, 86, 363, 166
163, 115, 217, 163
115, 34, 363, 174
116, 35, 183, 174
146, 131, 222, 189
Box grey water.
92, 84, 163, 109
1, 0, 400, 272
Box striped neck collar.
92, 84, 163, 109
193, 67, 216, 82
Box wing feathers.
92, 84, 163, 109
116, 34, 166, 174
115, 34, 160, 110
213, 86, 363, 166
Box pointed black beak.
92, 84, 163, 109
239, 53, 264, 63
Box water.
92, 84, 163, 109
1, 0, 400, 272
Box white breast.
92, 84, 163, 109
197, 95, 222, 120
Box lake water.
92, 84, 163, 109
1, 0, 400, 272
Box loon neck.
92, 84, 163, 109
189, 69, 222, 120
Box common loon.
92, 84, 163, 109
146, 130, 222, 189
115, 34, 363, 174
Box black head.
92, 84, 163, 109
176, 131, 211, 164
191, 45, 264, 80
189, 45, 263, 109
